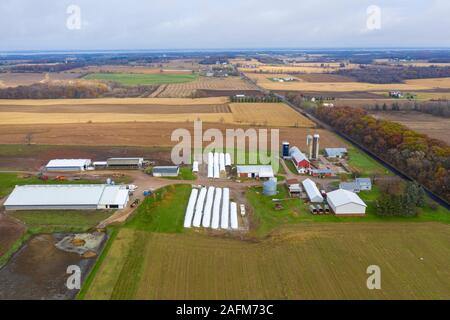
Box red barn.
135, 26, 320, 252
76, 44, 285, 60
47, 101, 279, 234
289, 147, 310, 173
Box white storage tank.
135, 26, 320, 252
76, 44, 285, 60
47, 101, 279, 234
263, 178, 278, 196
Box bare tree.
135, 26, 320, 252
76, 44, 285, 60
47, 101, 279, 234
25, 132, 33, 145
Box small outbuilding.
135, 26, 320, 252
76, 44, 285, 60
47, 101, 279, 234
326, 189, 367, 215
152, 166, 180, 177
302, 178, 323, 203
236, 165, 274, 179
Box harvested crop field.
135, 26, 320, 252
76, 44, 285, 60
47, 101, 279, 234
83, 223, 450, 299
0, 124, 347, 151
0, 97, 228, 106
246, 73, 450, 92
370, 111, 450, 145
0, 144, 173, 171
152, 77, 258, 98
0, 72, 83, 88
229, 103, 314, 127
0, 99, 310, 127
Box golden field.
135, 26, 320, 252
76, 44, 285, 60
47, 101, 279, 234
246, 73, 450, 92
0, 97, 229, 106
230, 103, 314, 127
0, 99, 310, 127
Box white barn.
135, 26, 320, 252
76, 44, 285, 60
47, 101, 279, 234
326, 189, 367, 215
236, 165, 274, 179
4, 184, 129, 210
45, 159, 92, 172
302, 178, 323, 203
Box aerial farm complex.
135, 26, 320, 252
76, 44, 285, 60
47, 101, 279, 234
0, 49, 449, 301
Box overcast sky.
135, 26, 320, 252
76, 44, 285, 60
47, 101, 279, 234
1, 0, 450, 51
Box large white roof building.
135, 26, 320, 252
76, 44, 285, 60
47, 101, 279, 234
4, 184, 129, 210
45, 159, 92, 172
326, 189, 367, 215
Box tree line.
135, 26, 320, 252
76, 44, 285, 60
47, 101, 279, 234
368, 101, 450, 118
314, 106, 450, 203
335, 65, 450, 84
376, 180, 426, 217
0, 82, 159, 99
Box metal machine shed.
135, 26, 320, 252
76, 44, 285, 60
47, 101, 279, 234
152, 166, 179, 177
324, 148, 348, 158
326, 189, 367, 215
302, 178, 324, 203
45, 159, 91, 172
106, 157, 144, 169
4, 184, 129, 210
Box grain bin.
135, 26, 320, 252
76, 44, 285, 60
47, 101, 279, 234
263, 178, 277, 196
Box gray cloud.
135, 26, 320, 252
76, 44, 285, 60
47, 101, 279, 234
0, 0, 449, 51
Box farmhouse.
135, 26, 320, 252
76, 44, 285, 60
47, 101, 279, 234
152, 166, 180, 177
236, 165, 274, 179
106, 157, 144, 169
289, 147, 310, 173
302, 178, 323, 203
324, 148, 348, 158
45, 159, 92, 172
310, 168, 334, 177
326, 189, 367, 215
4, 184, 129, 211
339, 178, 372, 193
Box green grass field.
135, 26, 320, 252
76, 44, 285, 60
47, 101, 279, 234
82, 223, 450, 299
124, 184, 190, 233
347, 148, 391, 176
10, 210, 111, 233
0, 172, 102, 198
83, 73, 198, 86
